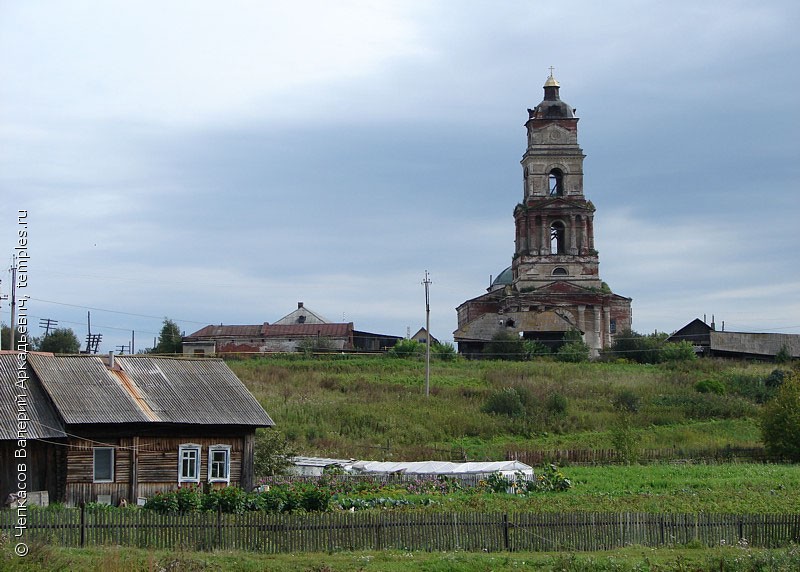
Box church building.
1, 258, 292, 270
454, 71, 632, 357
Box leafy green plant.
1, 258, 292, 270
201, 486, 248, 514
775, 345, 792, 364
431, 341, 457, 361
523, 339, 551, 359
660, 340, 697, 362
555, 339, 590, 363
545, 392, 568, 418
761, 372, 800, 460
254, 428, 296, 477
482, 472, 512, 493
525, 464, 572, 492
483, 331, 526, 361
482, 387, 525, 417
388, 338, 424, 358
695, 378, 726, 395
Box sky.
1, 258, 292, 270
1, 0, 799, 353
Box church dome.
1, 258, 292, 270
530, 70, 575, 119
490, 266, 514, 289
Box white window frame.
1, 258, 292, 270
208, 444, 231, 484
178, 444, 201, 484
93, 447, 115, 483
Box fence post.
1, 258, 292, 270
217, 504, 223, 549
79, 503, 86, 547
502, 513, 510, 551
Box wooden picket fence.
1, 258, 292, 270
506, 446, 768, 466
2, 509, 799, 553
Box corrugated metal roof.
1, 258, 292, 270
116, 356, 274, 426
185, 324, 266, 339
0, 354, 67, 440
28, 354, 149, 425
261, 323, 353, 338
27, 354, 273, 427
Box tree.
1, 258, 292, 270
253, 429, 296, 477
153, 318, 182, 354
761, 371, 800, 461
1, 324, 11, 351
39, 328, 80, 354
431, 341, 457, 361
484, 331, 526, 361
388, 338, 424, 358
555, 329, 590, 363
606, 329, 669, 364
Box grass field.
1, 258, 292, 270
4, 543, 800, 571
229, 355, 780, 460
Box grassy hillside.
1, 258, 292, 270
229, 355, 782, 461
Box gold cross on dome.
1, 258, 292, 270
549, 66, 555, 77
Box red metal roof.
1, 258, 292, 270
261, 323, 353, 338
185, 324, 266, 338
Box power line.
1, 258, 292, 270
29, 297, 208, 325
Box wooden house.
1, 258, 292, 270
1, 353, 273, 507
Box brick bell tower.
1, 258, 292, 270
513, 69, 600, 288
454, 70, 632, 356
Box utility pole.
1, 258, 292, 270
9, 256, 17, 351
422, 270, 431, 397
0, 280, 7, 351
39, 318, 58, 337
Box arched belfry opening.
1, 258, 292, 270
549, 168, 564, 196
550, 221, 566, 254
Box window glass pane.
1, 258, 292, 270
94, 448, 113, 481
179, 447, 199, 481
209, 448, 229, 480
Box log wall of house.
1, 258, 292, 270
64, 434, 249, 507
1, 441, 65, 505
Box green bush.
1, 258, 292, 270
388, 338, 424, 358
145, 485, 202, 514
484, 331, 526, 361
660, 340, 697, 362
253, 429, 296, 477
606, 329, 665, 364
765, 369, 789, 388
526, 464, 572, 492
201, 486, 248, 514
775, 345, 792, 364
762, 372, 800, 460
432, 341, 457, 361
545, 392, 568, 417
482, 387, 526, 417
695, 378, 726, 395
612, 389, 641, 413
555, 340, 590, 363
524, 339, 551, 359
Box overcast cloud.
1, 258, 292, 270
1, 0, 798, 351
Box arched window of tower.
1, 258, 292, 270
553, 267, 568, 276
550, 221, 566, 254
549, 169, 564, 196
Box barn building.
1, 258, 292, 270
454, 71, 632, 356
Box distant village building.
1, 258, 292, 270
410, 327, 439, 345
454, 72, 632, 356
0, 353, 273, 507
183, 302, 401, 355
668, 318, 800, 360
